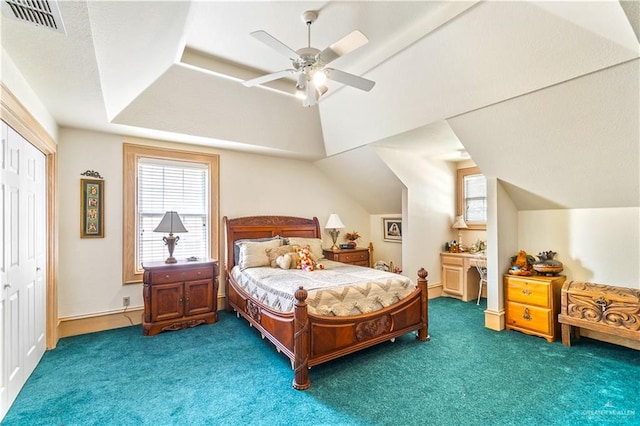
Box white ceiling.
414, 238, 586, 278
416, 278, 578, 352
1, 1, 639, 213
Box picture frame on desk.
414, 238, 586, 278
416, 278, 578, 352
383, 217, 402, 242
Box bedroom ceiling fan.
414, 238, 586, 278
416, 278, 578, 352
242, 10, 376, 107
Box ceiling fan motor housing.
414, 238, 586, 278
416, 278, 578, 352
301, 10, 318, 25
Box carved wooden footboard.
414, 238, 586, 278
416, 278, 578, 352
223, 215, 429, 389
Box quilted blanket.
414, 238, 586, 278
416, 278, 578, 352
231, 260, 416, 316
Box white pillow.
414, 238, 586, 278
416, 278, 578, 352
286, 237, 324, 260
238, 239, 283, 270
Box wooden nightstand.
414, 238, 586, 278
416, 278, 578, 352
323, 248, 370, 267
142, 259, 218, 336
504, 274, 566, 342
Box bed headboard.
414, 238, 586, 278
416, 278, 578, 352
223, 215, 321, 270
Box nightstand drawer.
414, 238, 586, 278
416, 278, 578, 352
506, 301, 552, 335
323, 248, 370, 267
506, 278, 549, 307
337, 252, 368, 263
149, 267, 213, 284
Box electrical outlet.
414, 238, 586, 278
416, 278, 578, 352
123, 296, 130, 307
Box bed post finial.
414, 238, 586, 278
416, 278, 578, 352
293, 286, 311, 390
417, 268, 430, 342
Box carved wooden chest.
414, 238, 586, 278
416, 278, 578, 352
558, 281, 640, 350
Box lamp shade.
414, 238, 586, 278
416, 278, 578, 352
154, 211, 188, 234
452, 215, 468, 230
325, 213, 345, 229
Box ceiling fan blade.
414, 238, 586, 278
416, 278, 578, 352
325, 68, 376, 92
243, 69, 295, 87
251, 30, 301, 61
317, 30, 368, 65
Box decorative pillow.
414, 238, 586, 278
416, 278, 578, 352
238, 239, 283, 270
286, 237, 324, 261
266, 245, 297, 268
233, 236, 280, 265
276, 254, 292, 269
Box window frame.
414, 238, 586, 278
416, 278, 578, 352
123, 143, 220, 284
456, 166, 487, 231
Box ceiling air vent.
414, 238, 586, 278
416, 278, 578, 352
2, 0, 66, 34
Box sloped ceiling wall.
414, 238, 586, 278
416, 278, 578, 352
319, 1, 639, 212
448, 59, 639, 209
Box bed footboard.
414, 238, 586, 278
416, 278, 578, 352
292, 268, 429, 390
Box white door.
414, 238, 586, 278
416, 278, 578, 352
0, 121, 47, 419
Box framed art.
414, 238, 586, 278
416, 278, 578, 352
383, 217, 402, 242
80, 178, 104, 238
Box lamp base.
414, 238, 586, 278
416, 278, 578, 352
329, 228, 340, 252
163, 234, 180, 264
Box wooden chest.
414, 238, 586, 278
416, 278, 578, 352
558, 281, 640, 350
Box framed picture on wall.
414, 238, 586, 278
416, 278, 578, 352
383, 217, 402, 242
80, 178, 104, 238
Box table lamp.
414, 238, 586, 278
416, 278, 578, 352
452, 215, 468, 248
154, 211, 188, 263
325, 213, 345, 251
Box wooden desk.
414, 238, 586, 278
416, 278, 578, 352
440, 252, 486, 302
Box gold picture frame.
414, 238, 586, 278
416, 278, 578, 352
80, 178, 104, 238
383, 217, 402, 242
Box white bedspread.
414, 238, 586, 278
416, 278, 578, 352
231, 260, 416, 316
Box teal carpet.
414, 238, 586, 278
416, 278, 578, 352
3, 297, 639, 425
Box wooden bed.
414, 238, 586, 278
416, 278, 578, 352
223, 215, 429, 389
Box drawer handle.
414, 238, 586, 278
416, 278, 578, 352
522, 289, 531, 296
522, 308, 532, 321
197, 271, 201, 275
165, 274, 170, 279
594, 296, 608, 312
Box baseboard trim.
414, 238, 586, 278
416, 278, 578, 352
579, 329, 640, 350
57, 296, 227, 338
58, 308, 144, 338
428, 283, 443, 299
484, 309, 505, 331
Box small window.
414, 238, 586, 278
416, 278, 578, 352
457, 166, 486, 230
137, 158, 209, 267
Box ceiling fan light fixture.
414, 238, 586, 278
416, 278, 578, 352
313, 69, 327, 87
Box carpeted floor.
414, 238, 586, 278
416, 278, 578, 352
2, 297, 639, 425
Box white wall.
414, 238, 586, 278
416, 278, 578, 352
1, 49, 58, 141
374, 146, 456, 284
518, 208, 639, 288
57, 128, 371, 319
370, 214, 403, 269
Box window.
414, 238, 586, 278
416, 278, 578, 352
123, 144, 219, 284
457, 166, 486, 230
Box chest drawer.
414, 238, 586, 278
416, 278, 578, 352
506, 278, 549, 307
148, 266, 213, 284
506, 301, 553, 335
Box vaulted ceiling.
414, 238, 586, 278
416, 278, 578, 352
2, 1, 639, 213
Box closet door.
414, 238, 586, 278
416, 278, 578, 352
0, 122, 46, 419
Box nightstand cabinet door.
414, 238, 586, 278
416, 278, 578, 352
142, 259, 218, 336
150, 282, 184, 322
185, 279, 215, 316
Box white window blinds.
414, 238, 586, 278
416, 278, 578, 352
137, 158, 209, 267
464, 173, 487, 223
